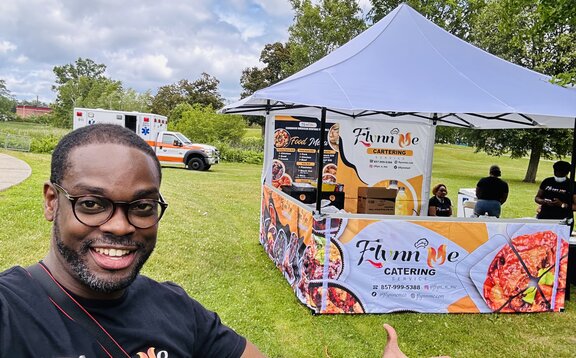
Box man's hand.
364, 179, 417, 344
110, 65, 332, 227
382, 324, 451, 358
383, 324, 408, 358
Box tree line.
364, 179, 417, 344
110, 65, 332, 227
1, 0, 574, 180
240, 0, 575, 182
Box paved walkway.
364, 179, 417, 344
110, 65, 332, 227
0, 153, 32, 191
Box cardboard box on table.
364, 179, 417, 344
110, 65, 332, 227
357, 187, 397, 215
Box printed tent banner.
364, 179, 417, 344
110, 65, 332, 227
262, 186, 569, 314
268, 115, 433, 215
338, 118, 432, 215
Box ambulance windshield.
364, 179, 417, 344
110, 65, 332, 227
176, 133, 192, 144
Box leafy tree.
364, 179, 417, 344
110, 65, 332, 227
115, 89, 153, 112
51, 57, 153, 126
465, 0, 576, 182
168, 102, 194, 128
368, 0, 485, 40
240, 67, 268, 100
240, 42, 293, 129
0, 79, 16, 120
77, 78, 122, 109
286, 0, 367, 74
51, 58, 121, 127
151, 73, 224, 116
240, 42, 292, 99
89, 87, 152, 112
17, 99, 50, 107
171, 104, 246, 145
53, 58, 106, 86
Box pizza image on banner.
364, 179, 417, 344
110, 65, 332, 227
481, 231, 568, 312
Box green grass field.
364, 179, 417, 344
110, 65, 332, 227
245, 127, 263, 139
0, 121, 69, 138
0, 146, 575, 358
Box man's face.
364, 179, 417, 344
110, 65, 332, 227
554, 168, 569, 178
44, 143, 161, 296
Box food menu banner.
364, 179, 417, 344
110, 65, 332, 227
271, 116, 338, 188
261, 185, 569, 314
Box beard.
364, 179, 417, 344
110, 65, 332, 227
53, 216, 154, 294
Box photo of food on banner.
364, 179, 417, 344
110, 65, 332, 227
293, 225, 365, 314
260, 181, 360, 313
480, 230, 568, 312
270, 117, 344, 210
260, 187, 307, 287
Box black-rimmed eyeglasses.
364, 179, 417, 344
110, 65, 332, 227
52, 182, 168, 229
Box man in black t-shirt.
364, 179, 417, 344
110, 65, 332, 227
535, 160, 575, 222
1, 125, 398, 358
0, 124, 262, 357
474, 165, 509, 217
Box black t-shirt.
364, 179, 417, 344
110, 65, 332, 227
476, 176, 509, 201
0, 266, 246, 357
428, 196, 452, 217
537, 177, 573, 220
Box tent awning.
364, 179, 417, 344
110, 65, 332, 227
221, 4, 576, 129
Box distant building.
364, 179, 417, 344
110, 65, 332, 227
16, 105, 52, 118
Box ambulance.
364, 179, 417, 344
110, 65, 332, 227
73, 108, 219, 171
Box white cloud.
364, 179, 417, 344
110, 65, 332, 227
357, 0, 372, 12
107, 52, 173, 82
0, 0, 294, 103
0, 41, 16, 53
13, 55, 29, 64
4, 69, 55, 103
218, 12, 266, 41
253, 0, 294, 17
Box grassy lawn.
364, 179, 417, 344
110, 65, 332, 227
1, 146, 575, 357
245, 126, 263, 139
0, 121, 69, 137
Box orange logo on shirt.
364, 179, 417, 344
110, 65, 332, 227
137, 347, 169, 358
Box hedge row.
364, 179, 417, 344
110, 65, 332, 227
21, 129, 265, 164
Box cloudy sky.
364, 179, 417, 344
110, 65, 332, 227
0, 0, 371, 104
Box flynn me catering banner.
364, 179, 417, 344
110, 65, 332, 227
262, 185, 569, 314
338, 118, 432, 215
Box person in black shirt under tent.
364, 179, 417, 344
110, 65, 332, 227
428, 183, 453, 217
535, 161, 576, 230
474, 165, 509, 218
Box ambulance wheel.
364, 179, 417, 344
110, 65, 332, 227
187, 158, 205, 171
203, 164, 211, 171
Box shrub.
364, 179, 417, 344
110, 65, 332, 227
217, 142, 263, 164
172, 104, 246, 144
238, 137, 264, 152
30, 135, 60, 153
18, 114, 52, 125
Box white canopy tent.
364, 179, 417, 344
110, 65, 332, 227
222, 3, 576, 128
221, 3, 576, 213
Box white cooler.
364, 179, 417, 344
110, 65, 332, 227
457, 188, 477, 217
